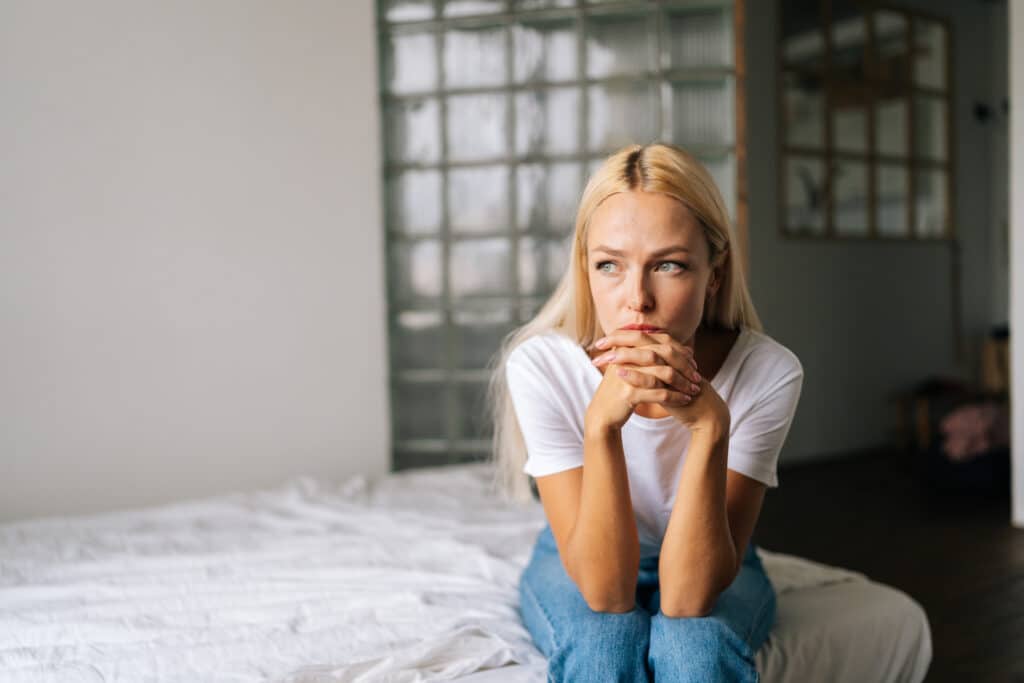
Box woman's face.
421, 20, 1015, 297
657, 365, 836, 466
585, 190, 719, 346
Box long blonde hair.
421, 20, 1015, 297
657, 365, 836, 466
485, 142, 763, 503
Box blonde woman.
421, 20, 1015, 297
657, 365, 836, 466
487, 143, 804, 681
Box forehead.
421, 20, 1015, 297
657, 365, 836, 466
586, 191, 703, 253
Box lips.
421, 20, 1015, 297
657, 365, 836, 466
619, 324, 663, 332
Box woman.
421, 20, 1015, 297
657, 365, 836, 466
487, 143, 804, 682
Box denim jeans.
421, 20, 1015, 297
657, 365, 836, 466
518, 525, 776, 682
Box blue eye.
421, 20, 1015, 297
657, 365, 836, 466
656, 261, 687, 273
595, 261, 616, 273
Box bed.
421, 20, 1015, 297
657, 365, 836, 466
0, 462, 932, 682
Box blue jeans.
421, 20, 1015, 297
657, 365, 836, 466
518, 525, 776, 682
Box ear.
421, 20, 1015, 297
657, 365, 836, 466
708, 267, 722, 297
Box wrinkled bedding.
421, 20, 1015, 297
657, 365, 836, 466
0, 463, 930, 682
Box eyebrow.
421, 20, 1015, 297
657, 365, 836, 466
590, 245, 692, 257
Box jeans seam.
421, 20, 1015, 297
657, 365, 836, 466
521, 575, 560, 655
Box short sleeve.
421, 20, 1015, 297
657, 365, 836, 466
726, 367, 804, 488
506, 352, 584, 478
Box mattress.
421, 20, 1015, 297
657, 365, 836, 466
0, 462, 931, 682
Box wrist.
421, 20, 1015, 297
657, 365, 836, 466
584, 418, 622, 441
690, 417, 729, 444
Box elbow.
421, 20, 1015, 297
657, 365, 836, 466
659, 575, 733, 618
660, 596, 716, 619
583, 591, 636, 614
577, 576, 637, 614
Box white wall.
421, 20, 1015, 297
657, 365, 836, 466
0, 0, 389, 522
1010, 0, 1024, 528
745, 0, 1004, 465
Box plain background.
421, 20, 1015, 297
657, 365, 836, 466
0, 1, 389, 520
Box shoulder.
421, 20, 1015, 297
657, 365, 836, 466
507, 331, 577, 374
738, 328, 804, 387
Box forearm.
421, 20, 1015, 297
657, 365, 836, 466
657, 423, 736, 617
566, 424, 640, 612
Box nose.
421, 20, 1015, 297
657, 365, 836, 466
626, 271, 654, 312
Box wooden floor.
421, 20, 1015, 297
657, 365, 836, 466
752, 448, 1024, 683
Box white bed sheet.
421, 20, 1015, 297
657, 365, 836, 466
0, 463, 930, 682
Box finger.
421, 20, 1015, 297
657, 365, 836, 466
593, 329, 659, 351
614, 364, 662, 389
630, 364, 701, 396
591, 347, 663, 369
592, 342, 699, 377
630, 386, 692, 407
640, 344, 701, 379
648, 342, 699, 376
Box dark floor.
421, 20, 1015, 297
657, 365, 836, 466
752, 447, 1024, 683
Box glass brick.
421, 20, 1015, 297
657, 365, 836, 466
444, 25, 506, 89
513, 18, 577, 83
392, 310, 445, 370
450, 238, 513, 297
383, 0, 434, 22
515, 87, 581, 156
519, 236, 571, 295
448, 165, 510, 235
447, 93, 508, 161
666, 7, 731, 69
517, 162, 582, 234
387, 170, 442, 235
457, 381, 493, 439
385, 98, 441, 164
442, 0, 505, 18
452, 306, 516, 369
394, 381, 449, 440
512, 0, 575, 8
699, 154, 735, 222
391, 240, 443, 301
588, 81, 658, 153
671, 80, 734, 146
586, 12, 654, 78
383, 32, 438, 95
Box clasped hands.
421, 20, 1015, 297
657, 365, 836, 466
589, 329, 728, 432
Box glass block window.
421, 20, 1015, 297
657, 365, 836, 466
379, 0, 745, 471
779, 1, 953, 240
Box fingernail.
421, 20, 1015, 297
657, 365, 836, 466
592, 352, 615, 364
595, 337, 610, 349
617, 368, 628, 377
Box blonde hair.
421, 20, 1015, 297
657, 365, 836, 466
484, 142, 763, 503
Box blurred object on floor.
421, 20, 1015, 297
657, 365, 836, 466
939, 401, 1009, 463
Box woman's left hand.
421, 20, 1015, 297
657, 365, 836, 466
590, 330, 730, 432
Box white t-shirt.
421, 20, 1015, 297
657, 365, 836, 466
505, 326, 804, 558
